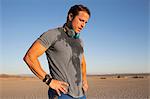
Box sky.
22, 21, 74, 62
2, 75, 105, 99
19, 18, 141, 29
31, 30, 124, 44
1, 0, 149, 74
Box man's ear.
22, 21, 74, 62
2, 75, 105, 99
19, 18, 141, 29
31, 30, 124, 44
68, 13, 73, 21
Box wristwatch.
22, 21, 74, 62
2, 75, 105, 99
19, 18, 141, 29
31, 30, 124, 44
43, 74, 52, 85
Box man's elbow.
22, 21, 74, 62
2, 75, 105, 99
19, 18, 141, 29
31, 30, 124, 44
23, 53, 29, 64
23, 53, 34, 72
23, 52, 33, 64
23, 52, 37, 64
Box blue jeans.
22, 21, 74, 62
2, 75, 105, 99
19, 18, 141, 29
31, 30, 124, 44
48, 88, 86, 99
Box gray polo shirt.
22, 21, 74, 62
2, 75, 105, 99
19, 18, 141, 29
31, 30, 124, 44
37, 27, 84, 98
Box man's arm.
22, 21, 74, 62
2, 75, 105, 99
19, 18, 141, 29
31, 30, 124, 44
23, 41, 69, 96
81, 54, 88, 92
82, 54, 87, 81
23, 40, 47, 80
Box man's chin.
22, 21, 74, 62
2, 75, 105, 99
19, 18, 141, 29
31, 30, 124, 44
75, 30, 81, 33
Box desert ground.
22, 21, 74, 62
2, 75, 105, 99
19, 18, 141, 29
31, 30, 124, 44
0, 74, 149, 99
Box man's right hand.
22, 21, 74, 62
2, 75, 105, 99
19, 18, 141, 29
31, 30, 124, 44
49, 79, 69, 96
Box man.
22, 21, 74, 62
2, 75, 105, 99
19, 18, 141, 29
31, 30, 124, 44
23, 4, 90, 99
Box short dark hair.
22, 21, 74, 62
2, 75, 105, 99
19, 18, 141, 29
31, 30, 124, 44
67, 4, 91, 22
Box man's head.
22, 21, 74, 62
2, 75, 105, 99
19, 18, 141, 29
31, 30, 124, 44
66, 5, 91, 33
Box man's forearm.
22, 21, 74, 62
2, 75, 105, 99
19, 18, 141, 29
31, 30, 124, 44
82, 66, 87, 81
81, 54, 89, 92
82, 54, 87, 81
24, 53, 46, 80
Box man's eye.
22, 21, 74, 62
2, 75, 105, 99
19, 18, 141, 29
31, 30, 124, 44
79, 19, 84, 22
79, 18, 88, 24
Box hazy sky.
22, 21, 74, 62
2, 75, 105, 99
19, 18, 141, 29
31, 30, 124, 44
1, 0, 149, 74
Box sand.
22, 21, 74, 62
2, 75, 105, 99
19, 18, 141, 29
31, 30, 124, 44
0, 75, 149, 99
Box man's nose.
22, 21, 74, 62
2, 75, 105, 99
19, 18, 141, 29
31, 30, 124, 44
81, 22, 86, 28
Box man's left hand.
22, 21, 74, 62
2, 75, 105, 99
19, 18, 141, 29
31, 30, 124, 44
82, 80, 88, 92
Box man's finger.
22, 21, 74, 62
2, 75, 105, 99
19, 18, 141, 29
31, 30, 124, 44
59, 86, 67, 94
61, 82, 69, 87
56, 89, 61, 96
83, 84, 88, 92
62, 85, 68, 92
83, 87, 86, 92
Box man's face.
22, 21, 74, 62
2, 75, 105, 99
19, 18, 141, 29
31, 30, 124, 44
71, 11, 90, 33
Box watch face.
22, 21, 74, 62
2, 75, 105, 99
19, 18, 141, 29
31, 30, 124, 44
43, 74, 50, 82
46, 74, 50, 79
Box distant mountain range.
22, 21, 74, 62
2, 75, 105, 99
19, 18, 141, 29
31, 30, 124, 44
0, 74, 35, 78
0, 73, 149, 78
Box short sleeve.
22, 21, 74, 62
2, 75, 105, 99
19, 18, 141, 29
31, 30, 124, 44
37, 28, 60, 49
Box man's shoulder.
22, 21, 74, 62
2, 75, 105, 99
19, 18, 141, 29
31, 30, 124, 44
38, 27, 62, 40
78, 38, 83, 42
78, 38, 84, 47
46, 27, 61, 35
